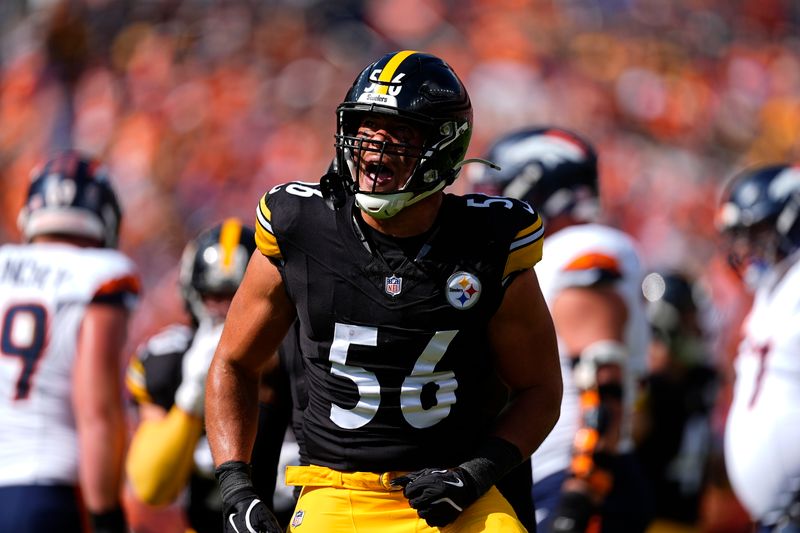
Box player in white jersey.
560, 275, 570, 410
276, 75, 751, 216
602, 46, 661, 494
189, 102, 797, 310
717, 164, 800, 532
0, 151, 140, 533
470, 127, 653, 533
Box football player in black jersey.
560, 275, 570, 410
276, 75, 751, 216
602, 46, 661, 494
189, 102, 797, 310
125, 219, 289, 532
206, 50, 563, 533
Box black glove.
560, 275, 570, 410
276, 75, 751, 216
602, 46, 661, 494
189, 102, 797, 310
551, 490, 595, 533
89, 506, 126, 533
216, 461, 282, 533
392, 467, 481, 527
391, 436, 523, 528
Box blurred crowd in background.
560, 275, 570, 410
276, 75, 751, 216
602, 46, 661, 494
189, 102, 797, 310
1, 0, 798, 528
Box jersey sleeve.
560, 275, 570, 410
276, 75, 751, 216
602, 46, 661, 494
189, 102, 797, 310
255, 182, 325, 261
503, 200, 545, 279
255, 190, 283, 260
68, 249, 141, 309
91, 272, 141, 307
126, 354, 152, 405
126, 326, 192, 410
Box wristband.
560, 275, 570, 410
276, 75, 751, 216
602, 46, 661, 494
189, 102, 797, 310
215, 460, 254, 502
89, 506, 126, 533
459, 436, 523, 495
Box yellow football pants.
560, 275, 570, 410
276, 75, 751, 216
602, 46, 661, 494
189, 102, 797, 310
285, 465, 528, 533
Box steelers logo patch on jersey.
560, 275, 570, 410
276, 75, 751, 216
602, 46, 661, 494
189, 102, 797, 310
446, 271, 482, 310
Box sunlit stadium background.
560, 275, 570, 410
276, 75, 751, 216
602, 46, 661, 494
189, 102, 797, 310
1, 1, 794, 439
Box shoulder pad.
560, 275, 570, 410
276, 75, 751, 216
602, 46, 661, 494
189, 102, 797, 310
255, 181, 324, 259
463, 194, 544, 278
142, 324, 194, 359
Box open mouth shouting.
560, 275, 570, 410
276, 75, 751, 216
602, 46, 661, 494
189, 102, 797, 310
363, 160, 397, 189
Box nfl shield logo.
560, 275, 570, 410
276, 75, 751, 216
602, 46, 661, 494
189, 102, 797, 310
291, 509, 305, 527
385, 275, 403, 296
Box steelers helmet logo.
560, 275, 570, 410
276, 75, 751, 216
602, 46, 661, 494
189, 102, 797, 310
446, 271, 482, 310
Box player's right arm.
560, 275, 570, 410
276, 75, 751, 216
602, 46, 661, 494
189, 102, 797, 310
205, 251, 294, 533
206, 251, 296, 465
73, 302, 130, 530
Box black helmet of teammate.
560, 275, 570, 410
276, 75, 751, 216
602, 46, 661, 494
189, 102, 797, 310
327, 50, 473, 218
468, 127, 598, 222
642, 271, 699, 342
179, 218, 256, 323
716, 164, 800, 287
641, 270, 713, 367
17, 150, 122, 247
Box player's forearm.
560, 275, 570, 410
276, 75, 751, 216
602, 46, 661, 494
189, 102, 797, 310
492, 383, 562, 458
77, 408, 127, 511
206, 356, 261, 465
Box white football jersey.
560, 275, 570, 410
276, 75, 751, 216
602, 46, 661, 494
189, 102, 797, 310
0, 242, 138, 486
532, 223, 650, 483
725, 254, 800, 521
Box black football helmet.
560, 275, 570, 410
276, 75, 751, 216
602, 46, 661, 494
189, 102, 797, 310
179, 218, 256, 323
327, 50, 473, 218
17, 150, 122, 247
468, 127, 598, 222
716, 164, 800, 287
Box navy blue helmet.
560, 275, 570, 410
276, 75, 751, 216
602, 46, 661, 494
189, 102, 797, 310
716, 164, 800, 286
468, 127, 598, 222
17, 150, 121, 247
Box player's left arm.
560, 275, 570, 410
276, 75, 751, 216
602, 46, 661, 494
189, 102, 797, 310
488, 267, 563, 455
73, 302, 130, 531
394, 268, 562, 528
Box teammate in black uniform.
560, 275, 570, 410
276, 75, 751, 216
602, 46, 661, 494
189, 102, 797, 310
206, 50, 563, 533
125, 219, 287, 532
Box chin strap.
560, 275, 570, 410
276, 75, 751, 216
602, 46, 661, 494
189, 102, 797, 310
355, 181, 447, 220
326, 158, 500, 218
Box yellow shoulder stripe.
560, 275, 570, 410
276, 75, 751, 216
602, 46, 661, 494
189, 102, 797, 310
126, 358, 152, 404
255, 194, 282, 259
503, 217, 544, 278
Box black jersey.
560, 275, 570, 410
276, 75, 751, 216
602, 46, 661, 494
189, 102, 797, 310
127, 324, 194, 411
255, 182, 544, 473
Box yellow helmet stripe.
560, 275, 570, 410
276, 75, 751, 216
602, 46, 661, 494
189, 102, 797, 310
219, 218, 242, 272
376, 50, 418, 95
